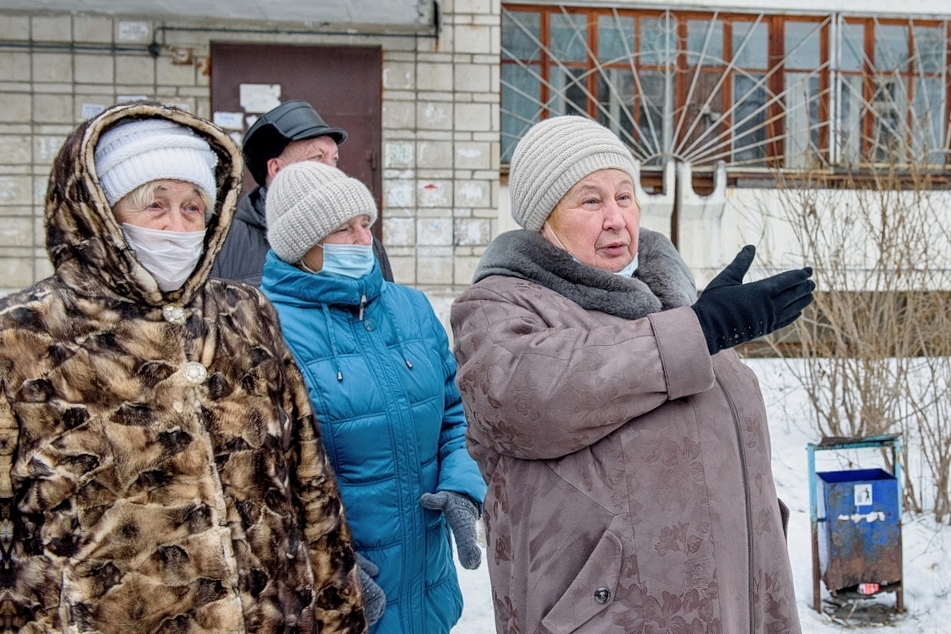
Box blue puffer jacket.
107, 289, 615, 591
261, 251, 487, 634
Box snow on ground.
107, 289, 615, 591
451, 358, 951, 633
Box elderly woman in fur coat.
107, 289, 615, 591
0, 102, 366, 633
451, 115, 815, 634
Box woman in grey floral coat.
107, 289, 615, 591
451, 115, 814, 634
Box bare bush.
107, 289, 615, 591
764, 166, 951, 521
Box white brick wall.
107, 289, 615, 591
0, 4, 503, 301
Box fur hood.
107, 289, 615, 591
45, 101, 242, 306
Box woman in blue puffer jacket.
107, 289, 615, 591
260, 161, 487, 634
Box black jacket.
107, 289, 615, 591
211, 185, 394, 286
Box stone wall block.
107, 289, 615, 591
0, 15, 29, 41
382, 101, 416, 129
0, 175, 33, 205
0, 52, 31, 82
454, 25, 495, 55
75, 54, 114, 84
454, 63, 490, 92
115, 55, 156, 85
32, 53, 73, 83
417, 102, 453, 130
382, 61, 415, 90
0, 136, 31, 164
416, 255, 453, 285
383, 217, 416, 247
1, 93, 32, 123
156, 56, 195, 87
0, 257, 33, 290
0, 217, 32, 247
384, 179, 416, 208
417, 180, 452, 207
454, 102, 491, 131
417, 141, 452, 169
454, 142, 491, 169
32, 15, 72, 42
454, 218, 492, 246
417, 217, 453, 245
454, 180, 490, 207
74, 15, 113, 43
416, 62, 453, 91
384, 142, 415, 168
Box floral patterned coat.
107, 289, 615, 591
450, 229, 801, 634
0, 102, 366, 633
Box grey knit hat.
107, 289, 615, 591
94, 118, 218, 210
266, 161, 378, 264
509, 116, 638, 231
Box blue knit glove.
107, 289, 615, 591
420, 490, 481, 570
355, 552, 386, 625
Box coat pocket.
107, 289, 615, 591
537, 525, 623, 634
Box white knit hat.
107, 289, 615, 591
509, 116, 639, 232
94, 118, 218, 210
266, 162, 378, 264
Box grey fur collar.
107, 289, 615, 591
473, 229, 698, 320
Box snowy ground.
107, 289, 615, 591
451, 358, 951, 633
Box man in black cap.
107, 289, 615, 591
212, 100, 393, 285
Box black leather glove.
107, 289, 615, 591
691, 245, 814, 354
420, 491, 482, 570
355, 552, 386, 625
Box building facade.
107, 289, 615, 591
3, 0, 951, 324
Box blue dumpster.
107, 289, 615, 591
807, 434, 904, 612
816, 468, 901, 594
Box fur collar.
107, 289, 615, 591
473, 228, 697, 320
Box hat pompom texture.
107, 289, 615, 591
509, 115, 639, 232
266, 162, 378, 264
94, 118, 219, 209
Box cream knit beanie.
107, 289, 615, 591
266, 162, 378, 264
509, 116, 639, 232
94, 118, 218, 210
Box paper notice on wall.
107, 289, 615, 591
239, 84, 281, 114
213, 111, 245, 130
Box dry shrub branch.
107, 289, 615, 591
767, 166, 951, 521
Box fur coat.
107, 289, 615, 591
0, 102, 366, 634
451, 229, 801, 634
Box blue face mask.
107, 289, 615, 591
317, 243, 375, 279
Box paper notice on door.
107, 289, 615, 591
240, 84, 281, 114
213, 111, 245, 130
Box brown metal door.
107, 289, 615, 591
210, 42, 383, 235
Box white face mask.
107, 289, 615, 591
121, 223, 205, 292
544, 222, 638, 277
615, 253, 638, 278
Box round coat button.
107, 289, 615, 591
182, 361, 207, 384
163, 304, 186, 324
594, 587, 611, 604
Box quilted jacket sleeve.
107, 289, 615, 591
451, 280, 714, 461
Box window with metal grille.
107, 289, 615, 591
501, 6, 950, 172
